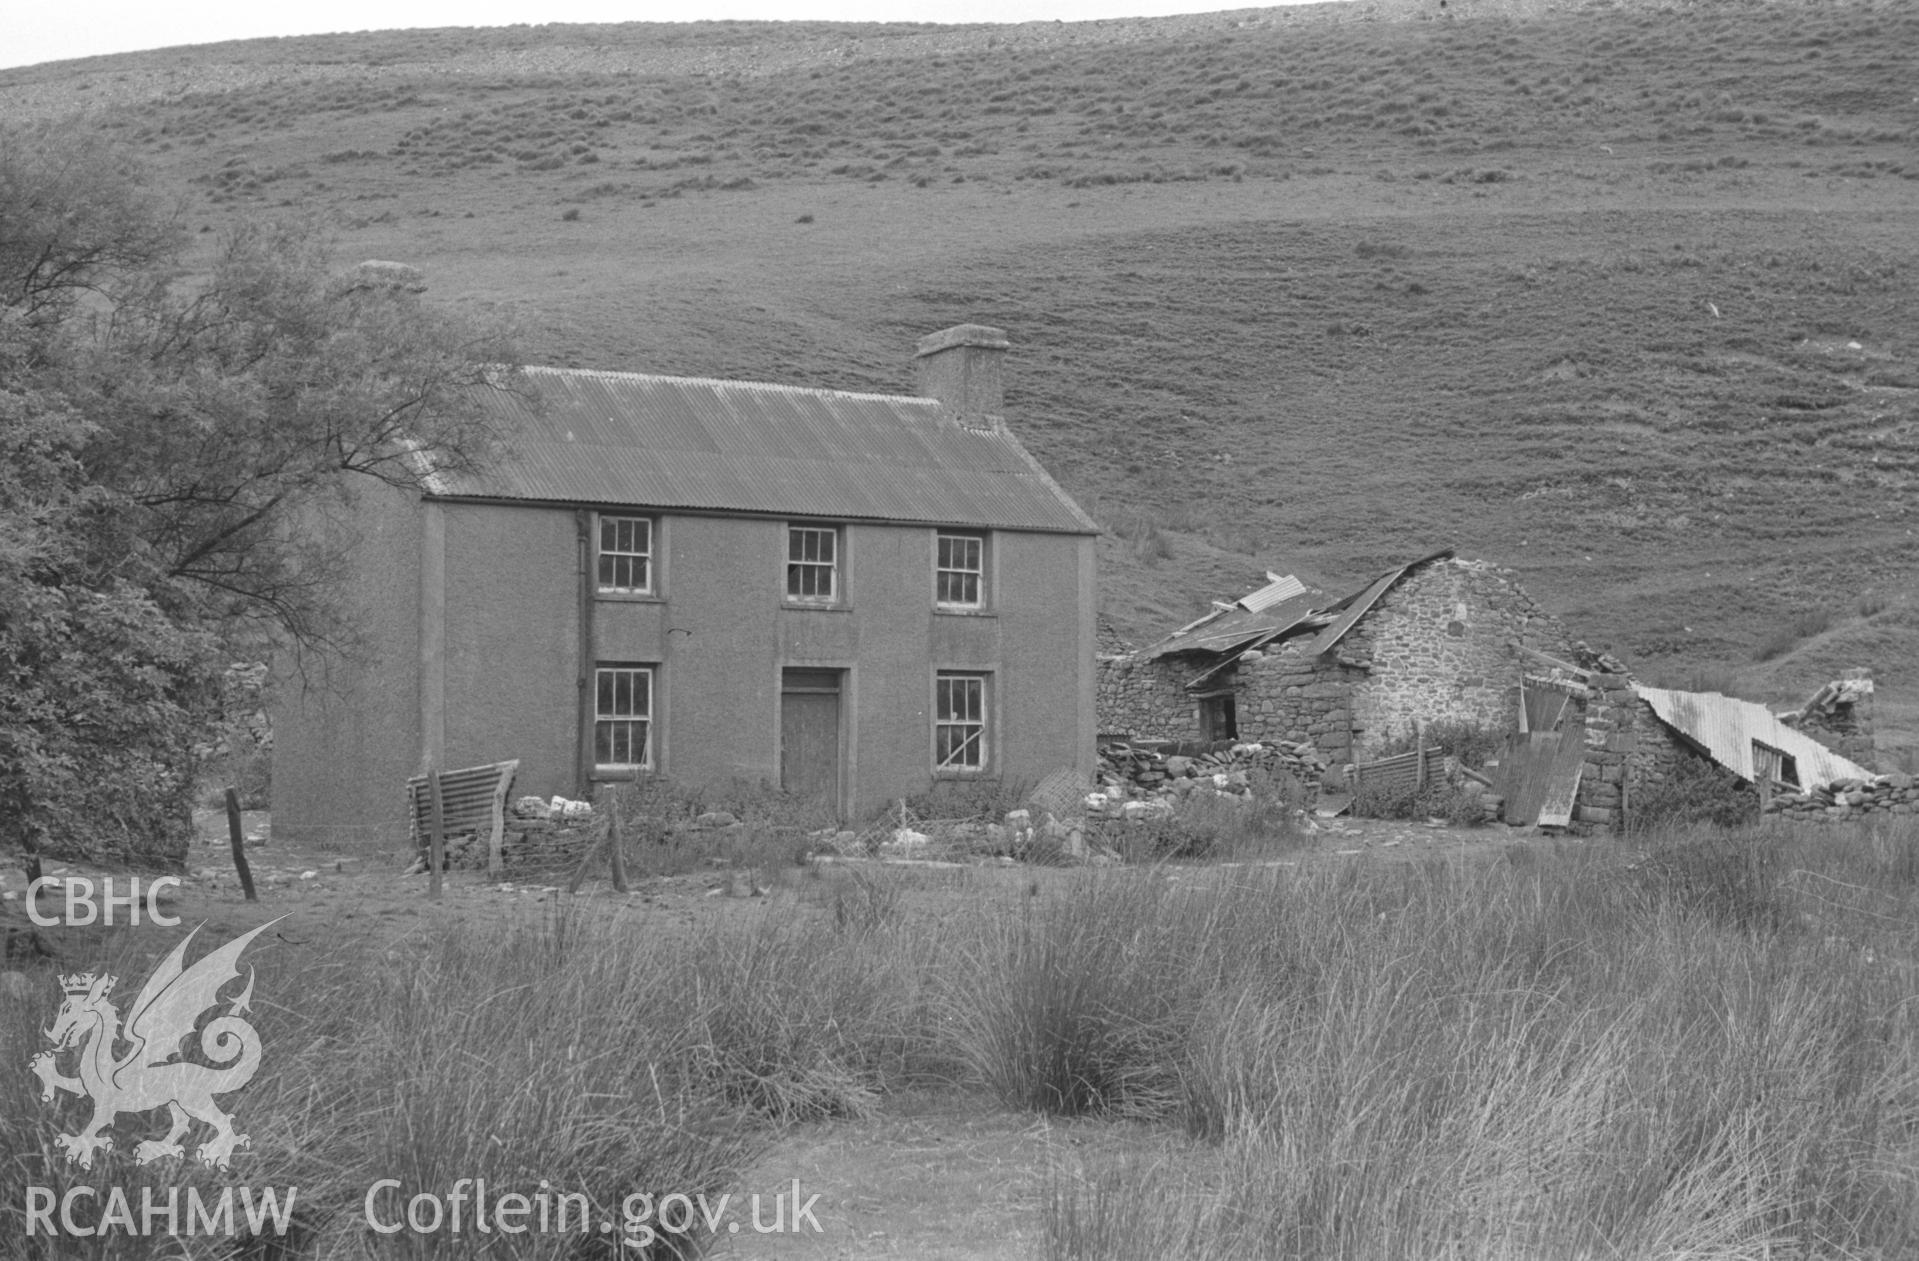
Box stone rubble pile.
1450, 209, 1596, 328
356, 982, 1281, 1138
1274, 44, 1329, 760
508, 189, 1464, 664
1765, 772, 1917, 824
805, 805, 1094, 865
805, 743, 1330, 869
435, 795, 601, 872
1094, 738, 1325, 813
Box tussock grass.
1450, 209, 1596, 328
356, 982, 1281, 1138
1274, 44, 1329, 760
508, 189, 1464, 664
1040, 823, 1919, 1259
942, 874, 1201, 1118
7, 818, 1915, 1256
0, 905, 928, 1256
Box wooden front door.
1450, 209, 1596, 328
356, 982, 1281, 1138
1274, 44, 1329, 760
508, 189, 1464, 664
780, 669, 842, 812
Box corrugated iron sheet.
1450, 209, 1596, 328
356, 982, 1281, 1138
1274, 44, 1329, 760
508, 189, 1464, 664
1535, 720, 1588, 827
405, 760, 518, 847
1347, 748, 1436, 797
434, 368, 1097, 534
1298, 548, 1456, 658
1636, 685, 1874, 790
1522, 681, 1573, 734
1238, 573, 1308, 612
1498, 729, 1574, 826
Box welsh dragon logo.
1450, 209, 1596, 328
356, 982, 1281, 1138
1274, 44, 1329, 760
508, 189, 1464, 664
28, 918, 281, 1172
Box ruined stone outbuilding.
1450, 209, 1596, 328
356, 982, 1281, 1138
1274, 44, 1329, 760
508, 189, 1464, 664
1098, 549, 1577, 769
1101, 551, 1901, 832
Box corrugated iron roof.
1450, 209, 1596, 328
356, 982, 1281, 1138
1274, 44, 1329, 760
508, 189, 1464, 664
1636, 685, 1875, 791
1137, 549, 1459, 663
432, 368, 1097, 534
1143, 590, 1324, 661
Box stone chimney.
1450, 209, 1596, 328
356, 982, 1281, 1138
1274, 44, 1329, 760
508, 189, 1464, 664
915, 324, 1009, 429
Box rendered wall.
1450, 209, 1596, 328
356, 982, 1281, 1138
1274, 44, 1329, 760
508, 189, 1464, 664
438, 502, 580, 796
278, 495, 1095, 842
271, 480, 424, 849
988, 530, 1097, 799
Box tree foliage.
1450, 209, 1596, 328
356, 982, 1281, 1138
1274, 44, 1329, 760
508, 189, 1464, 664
0, 393, 213, 866
1, 120, 520, 867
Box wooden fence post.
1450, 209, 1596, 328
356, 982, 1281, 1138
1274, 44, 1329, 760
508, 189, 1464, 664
607, 787, 630, 894
225, 787, 258, 903
426, 766, 445, 901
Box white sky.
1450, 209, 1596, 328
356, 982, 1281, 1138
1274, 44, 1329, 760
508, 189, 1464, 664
3, 0, 1327, 72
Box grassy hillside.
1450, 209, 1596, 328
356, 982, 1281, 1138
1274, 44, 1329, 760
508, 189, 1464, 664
4, 0, 1914, 756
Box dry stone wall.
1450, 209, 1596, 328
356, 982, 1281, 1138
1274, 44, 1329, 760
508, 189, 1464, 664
1346, 558, 1576, 754
1235, 646, 1368, 768
1096, 653, 1208, 741
1572, 681, 1684, 831
1767, 772, 1917, 823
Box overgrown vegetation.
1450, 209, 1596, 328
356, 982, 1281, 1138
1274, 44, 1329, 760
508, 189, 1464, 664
1623, 745, 1761, 833
5, 809, 1915, 1256
1, 910, 771, 1258
1092, 769, 1304, 862
605, 774, 836, 882
1035, 821, 1919, 1259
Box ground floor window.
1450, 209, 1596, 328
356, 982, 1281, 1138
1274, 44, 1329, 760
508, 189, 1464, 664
935, 672, 987, 771
595, 665, 653, 769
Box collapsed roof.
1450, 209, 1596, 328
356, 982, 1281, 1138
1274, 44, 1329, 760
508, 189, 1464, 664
1137, 548, 1458, 686
1636, 685, 1875, 792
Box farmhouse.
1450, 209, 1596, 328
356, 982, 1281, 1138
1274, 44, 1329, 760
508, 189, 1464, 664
273, 325, 1099, 848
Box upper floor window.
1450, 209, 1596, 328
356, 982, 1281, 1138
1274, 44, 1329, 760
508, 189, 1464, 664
935, 531, 986, 610
786, 525, 839, 604
598, 515, 653, 594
